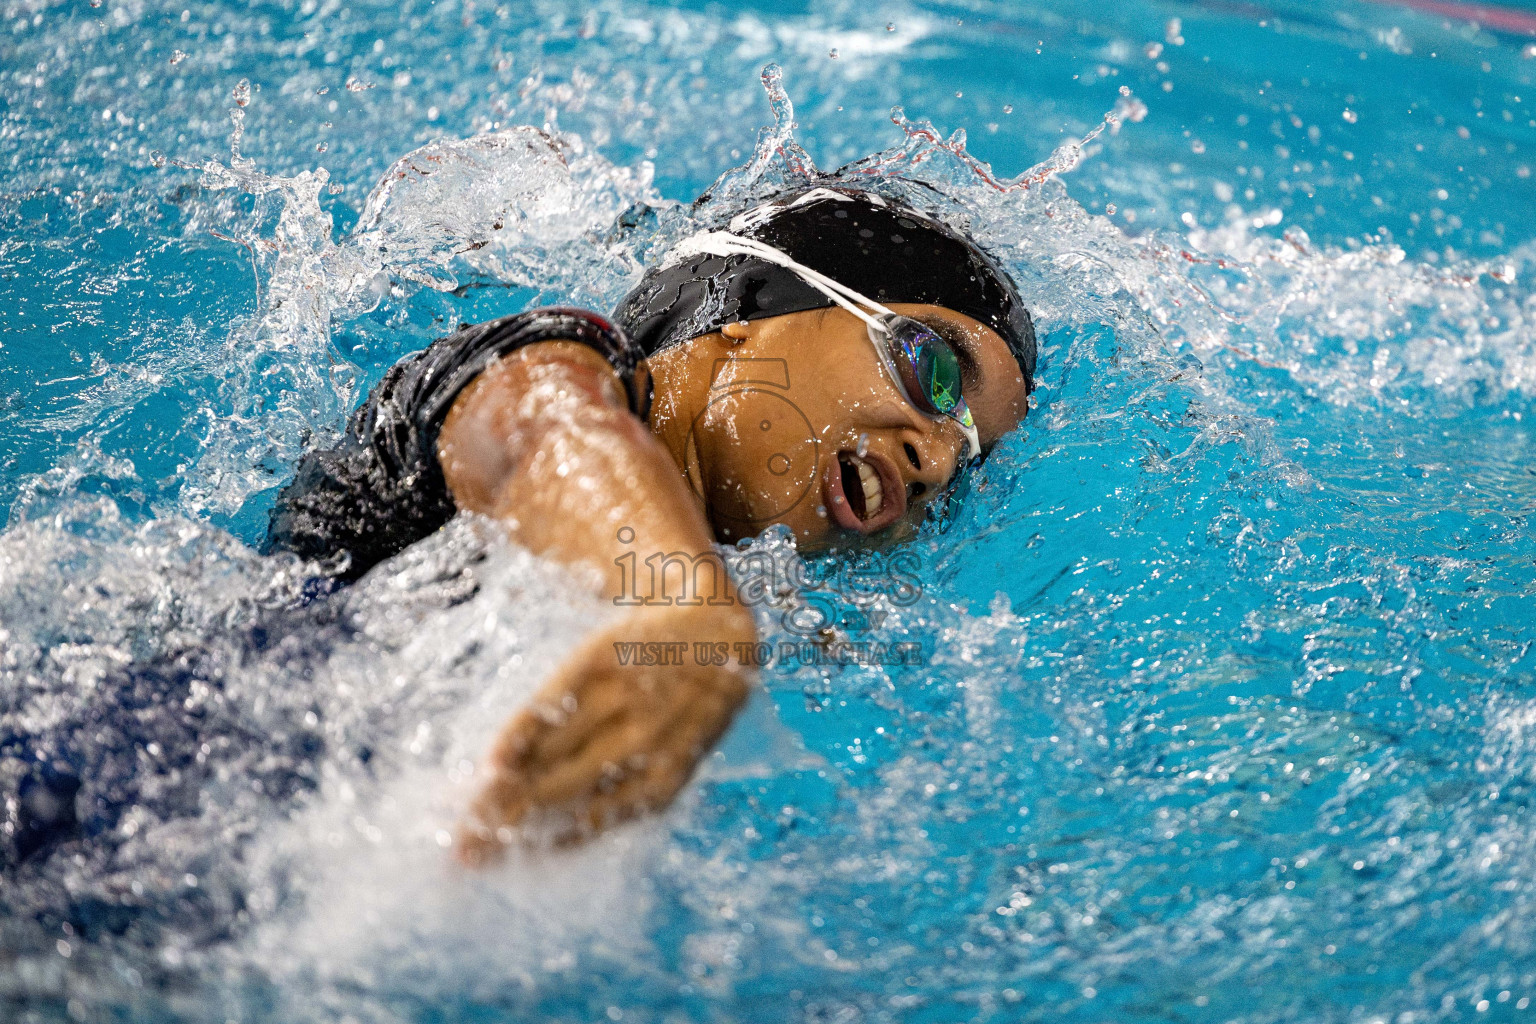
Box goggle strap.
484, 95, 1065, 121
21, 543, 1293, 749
673, 232, 897, 329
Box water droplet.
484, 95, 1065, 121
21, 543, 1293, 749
232, 79, 250, 107
169, 49, 188, 64
345, 78, 375, 92
1105, 203, 1117, 215
1119, 85, 1132, 97
886, 22, 895, 31
856, 433, 869, 458
1003, 104, 1014, 114
955, 91, 963, 99
829, 48, 838, 59
1342, 108, 1358, 123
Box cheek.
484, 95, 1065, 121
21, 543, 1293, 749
691, 387, 824, 533
768, 323, 889, 417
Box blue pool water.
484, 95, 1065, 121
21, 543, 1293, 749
3, 0, 1536, 1021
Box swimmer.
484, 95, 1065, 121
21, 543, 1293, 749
265, 185, 1037, 862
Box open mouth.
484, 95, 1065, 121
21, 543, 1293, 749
839, 452, 884, 521
823, 449, 905, 534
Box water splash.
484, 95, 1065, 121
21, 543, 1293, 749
4, 42, 1536, 1024
179, 120, 657, 518
873, 97, 1129, 195
170, 61, 1536, 536
691, 62, 821, 209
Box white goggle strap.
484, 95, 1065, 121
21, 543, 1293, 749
672, 232, 897, 330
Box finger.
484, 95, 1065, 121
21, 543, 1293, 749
484, 705, 556, 775
502, 668, 742, 805
570, 743, 700, 836
487, 636, 673, 770
505, 673, 638, 772
456, 785, 528, 867
566, 679, 742, 825
459, 664, 750, 860
459, 671, 660, 862
455, 822, 510, 867
523, 666, 742, 805
463, 767, 533, 837
525, 711, 655, 806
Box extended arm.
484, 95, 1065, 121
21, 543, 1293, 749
436, 341, 755, 861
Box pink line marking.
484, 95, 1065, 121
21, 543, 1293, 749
1358, 0, 1536, 35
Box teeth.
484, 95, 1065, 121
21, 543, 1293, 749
856, 459, 883, 518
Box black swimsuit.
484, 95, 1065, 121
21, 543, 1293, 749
262, 308, 647, 582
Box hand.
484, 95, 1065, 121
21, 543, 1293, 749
456, 604, 755, 864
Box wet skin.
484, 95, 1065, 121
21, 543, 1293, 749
436, 304, 1028, 861
646, 303, 1030, 548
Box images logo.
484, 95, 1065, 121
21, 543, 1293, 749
688, 357, 821, 535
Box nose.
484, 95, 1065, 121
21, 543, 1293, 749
897, 424, 965, 508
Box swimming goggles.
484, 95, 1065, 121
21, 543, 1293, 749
670, 231, 982, 463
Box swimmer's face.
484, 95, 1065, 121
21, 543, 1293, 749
647, 303, 1030, 551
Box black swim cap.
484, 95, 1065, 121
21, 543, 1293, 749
612, 187, 1037, 391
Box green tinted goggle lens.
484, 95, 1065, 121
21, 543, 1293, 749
869, 315, 979, 462
917, 335, 962, 413
885, 317, 963, 417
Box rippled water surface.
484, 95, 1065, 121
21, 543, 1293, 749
3, 0, 1536, 1021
